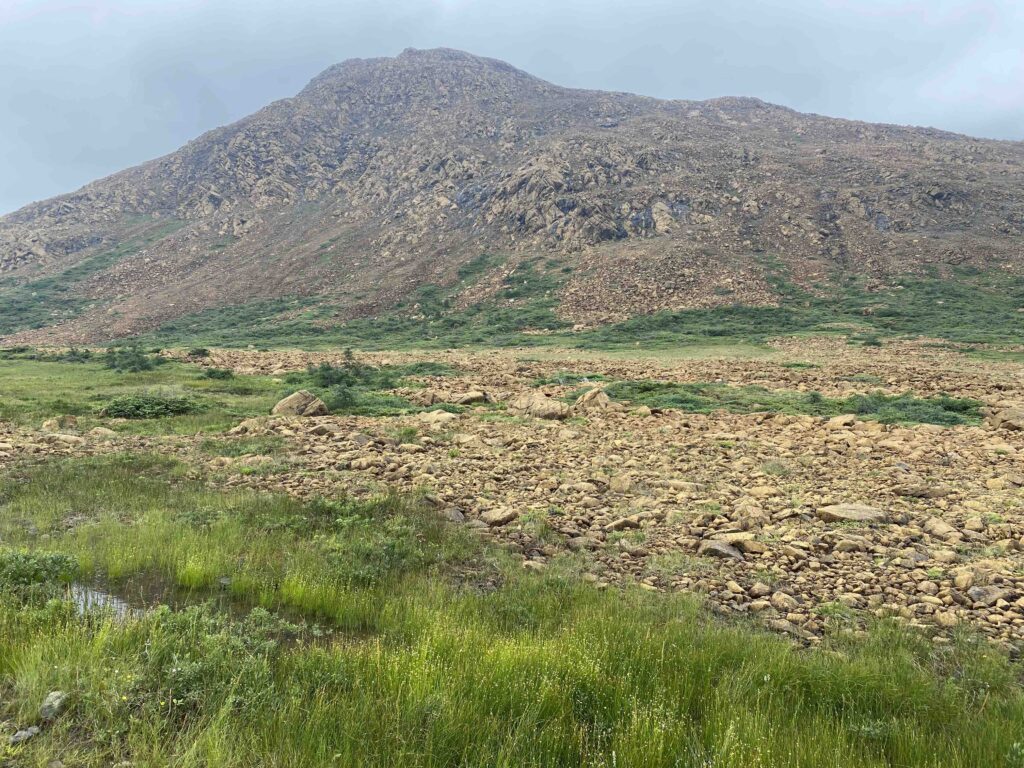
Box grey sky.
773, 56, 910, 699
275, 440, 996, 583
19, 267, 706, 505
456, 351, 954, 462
2, 0, 1022, 215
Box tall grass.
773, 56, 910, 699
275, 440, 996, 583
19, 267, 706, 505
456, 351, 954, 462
0, 456, 1022, 766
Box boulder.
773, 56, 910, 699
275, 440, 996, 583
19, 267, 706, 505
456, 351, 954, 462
452, 390, 491, 405
698, 540, 743, 560
40, 690, 69, 721
507, 391, 570, 420
271, 390, 329, 417
480, 507, 518, 526
923, 516, 960, 541
417, 409, 459, 427
42, 415, 78, 432
989, 408, 1024, 431
573, 388, 611, 411
817, 503, 887, 524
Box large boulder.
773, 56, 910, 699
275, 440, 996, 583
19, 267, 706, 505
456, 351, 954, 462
271, 390, 329, 417
507, 391, 570, 420
990, 408, 1024, 431
573, 387, 611, 411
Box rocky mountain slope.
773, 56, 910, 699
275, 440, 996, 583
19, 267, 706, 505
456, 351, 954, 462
2, 47, 1023, 343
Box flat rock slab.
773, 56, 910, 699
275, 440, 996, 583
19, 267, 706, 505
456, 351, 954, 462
817, 503, 887, 524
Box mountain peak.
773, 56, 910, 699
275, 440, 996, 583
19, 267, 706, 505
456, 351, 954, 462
300, 46, 550, 100
2, 49, 1023, 344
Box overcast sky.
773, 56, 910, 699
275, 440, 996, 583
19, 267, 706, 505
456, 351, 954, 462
2, 0, 1022, 214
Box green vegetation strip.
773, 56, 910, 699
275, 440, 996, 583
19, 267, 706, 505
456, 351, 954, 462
600, 381, 982, 425
0, 354, 458, 433
137, 265, 1024, 351
0, 455, 1022, 766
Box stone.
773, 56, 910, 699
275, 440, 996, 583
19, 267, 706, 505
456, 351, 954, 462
40, 690, 69, 721
697, 540, 743, 560
10, 726, 40, 745
817, 503, 887, 524
770, 591, 799, 611
480, 508, 518, 526
923, 517, 959, 541
989, 407, 1024, 431
271, 390, 329, 417
507, 391, 570, 420
608, 474, 633, 493
452, 390, 490, 405
42, 415, 78, 432
573, 388, 611, 411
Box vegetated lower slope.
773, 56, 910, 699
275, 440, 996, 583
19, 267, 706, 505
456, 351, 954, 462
2, 47, 1023, 345
2, 454, 1022, 767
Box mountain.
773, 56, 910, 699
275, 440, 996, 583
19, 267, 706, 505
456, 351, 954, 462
2, 47, 1023, 344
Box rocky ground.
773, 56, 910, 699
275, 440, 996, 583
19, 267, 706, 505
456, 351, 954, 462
5, 338, 1024, 651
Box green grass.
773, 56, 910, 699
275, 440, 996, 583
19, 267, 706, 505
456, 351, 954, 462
600, 381, 982, 425
133, 266, 1024, 352
0, 219, 186, 336
141, 256, 572, 349
0, 354, 460, 434
0, 455, 1021, 766
0, 358, 282, 435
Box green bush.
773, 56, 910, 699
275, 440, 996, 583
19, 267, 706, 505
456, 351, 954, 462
104, 345, 165, 373
100, 393, 201, 419
201, 367, 234, 380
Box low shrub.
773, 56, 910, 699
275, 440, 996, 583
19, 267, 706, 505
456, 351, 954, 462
104, 345, 165, 373
0, 550, 77, 587
100, 393, 201, 419
200, 367, 234, 380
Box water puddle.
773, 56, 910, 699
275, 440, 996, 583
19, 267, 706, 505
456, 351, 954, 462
68, 583, 142, 620
65, 577, 346, 648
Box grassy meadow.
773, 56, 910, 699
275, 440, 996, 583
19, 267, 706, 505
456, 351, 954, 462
1, 454, 1023, 767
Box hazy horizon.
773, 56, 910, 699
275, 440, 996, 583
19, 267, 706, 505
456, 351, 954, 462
2, 0, 1022, 215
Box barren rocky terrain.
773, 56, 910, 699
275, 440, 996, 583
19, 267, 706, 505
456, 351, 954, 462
6, 340, 1022, 652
